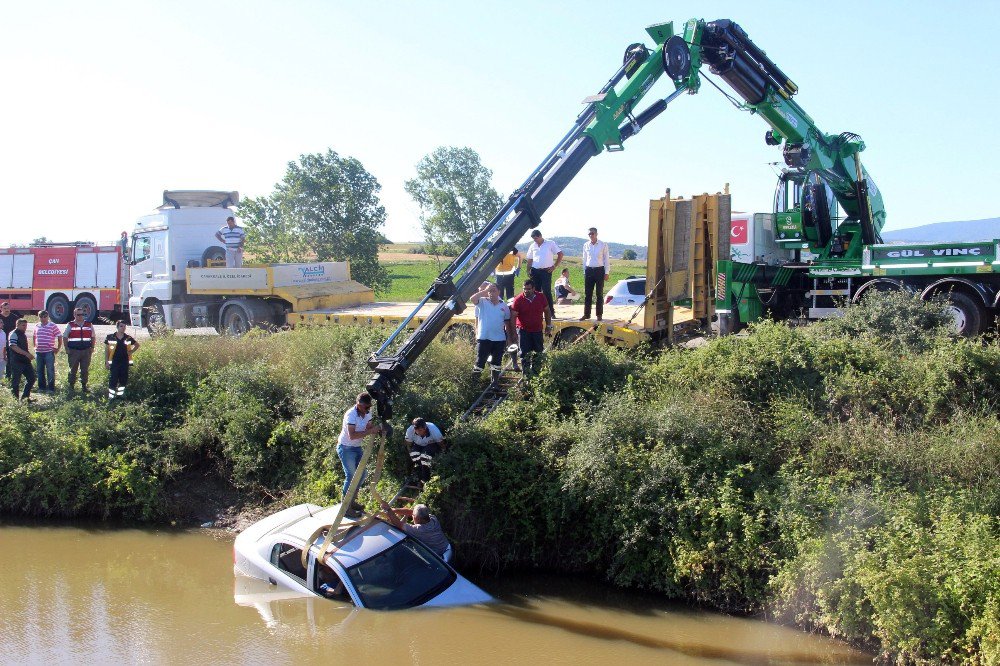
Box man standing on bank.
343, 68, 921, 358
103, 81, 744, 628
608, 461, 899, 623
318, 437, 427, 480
64, 307, 95, 393
105, 321, 140, 399
524, 230, 562, 319
337, 392, 383, 517
32, 310, 62, 392
1, 302, 21, 380
581, 227, 611, 321
470, 281, 510, 381
215, 216, 246, 268
494, 248, 520, 301
510, 279, 551, 377
404, 417, 445, 485
8, 319, 35, 401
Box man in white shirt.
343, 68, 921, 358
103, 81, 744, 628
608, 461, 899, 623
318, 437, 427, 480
215, 216, 246, 268
581, 226, 611, 321
404, 417, 445, 484
524, 229, 563, 318
337, 392, 382, 516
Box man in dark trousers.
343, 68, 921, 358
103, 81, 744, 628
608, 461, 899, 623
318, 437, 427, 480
523, 230, 563, 319
510, 279, 552, 377
0, 302, 21, 379
581, 227, 611, 321
64, 307, 96, 392
7, 319, 35, 401
105, 321, 140, 399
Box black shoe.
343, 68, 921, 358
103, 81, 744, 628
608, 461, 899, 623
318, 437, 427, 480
596, 317, 603, 321
579, 315, 589, 321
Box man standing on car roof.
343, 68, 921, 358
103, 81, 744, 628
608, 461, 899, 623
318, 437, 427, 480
581, 227, 611, 321
524, 229, 562, 319
337, 392, 382, 517
404, 417, 445, 485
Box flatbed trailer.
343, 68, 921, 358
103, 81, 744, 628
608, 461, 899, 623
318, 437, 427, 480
289, 301, 695, 348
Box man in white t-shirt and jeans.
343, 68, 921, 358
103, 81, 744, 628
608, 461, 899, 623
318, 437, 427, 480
337, 392, 382, 516
404, 417, 445, 485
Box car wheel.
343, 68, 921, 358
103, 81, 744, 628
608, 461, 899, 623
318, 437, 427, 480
74, 294, 99, 323
47, 294, 72, 324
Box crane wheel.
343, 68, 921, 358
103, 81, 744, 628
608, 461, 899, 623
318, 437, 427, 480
663, 36, 691, 81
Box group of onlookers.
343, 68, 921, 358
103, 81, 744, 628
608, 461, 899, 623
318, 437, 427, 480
0, 301, 139, 402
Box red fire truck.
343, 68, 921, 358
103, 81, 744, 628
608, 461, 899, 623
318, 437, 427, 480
0, 242, 126, 323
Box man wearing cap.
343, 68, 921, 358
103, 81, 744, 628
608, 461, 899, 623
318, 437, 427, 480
524, 230, 562, 318
581, 227, 611, 321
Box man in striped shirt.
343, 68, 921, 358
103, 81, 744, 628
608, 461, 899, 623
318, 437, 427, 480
32, 310, 62, 392
215, 216, 246, 268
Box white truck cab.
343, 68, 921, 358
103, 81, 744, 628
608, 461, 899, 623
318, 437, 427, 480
128, 190, 238, 328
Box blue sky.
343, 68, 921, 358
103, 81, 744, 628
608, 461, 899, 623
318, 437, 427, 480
2, 1, 998, 247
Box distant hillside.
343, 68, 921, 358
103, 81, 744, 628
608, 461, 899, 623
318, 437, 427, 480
881, 218, 1000, 244
517, 236, 647, 260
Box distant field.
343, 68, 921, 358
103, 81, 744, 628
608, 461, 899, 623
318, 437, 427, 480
379, 245, 647, 301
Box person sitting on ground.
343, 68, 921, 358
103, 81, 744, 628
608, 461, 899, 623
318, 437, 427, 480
379, 500, 452, 560
554, 268, 578, 305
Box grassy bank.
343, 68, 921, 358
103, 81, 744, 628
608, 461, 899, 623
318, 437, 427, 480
1, 293, 999, 662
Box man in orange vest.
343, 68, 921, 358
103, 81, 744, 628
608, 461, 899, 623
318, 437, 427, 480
63, 307, 95, 392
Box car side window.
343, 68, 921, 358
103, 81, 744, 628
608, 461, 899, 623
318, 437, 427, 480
315, 564, 354, 605
270, 543, 307, 582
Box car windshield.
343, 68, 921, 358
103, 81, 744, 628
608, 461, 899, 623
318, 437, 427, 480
344, 537, 455, 610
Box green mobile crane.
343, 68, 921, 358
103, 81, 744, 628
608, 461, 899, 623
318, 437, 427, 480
330, 18, 997, 522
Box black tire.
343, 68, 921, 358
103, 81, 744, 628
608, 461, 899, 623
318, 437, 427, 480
220, 299, 274, 336
202, 246, 227, 268
74, 294, 99, 323
553, 326, 587, 348
146, 301, 166, 336
941, 291, 984, 337
47, 294, 72, 324
443, 323, 475, 344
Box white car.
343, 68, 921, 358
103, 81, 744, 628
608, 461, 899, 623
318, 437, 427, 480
233, 503, 492, 610
604, 276, 646, 306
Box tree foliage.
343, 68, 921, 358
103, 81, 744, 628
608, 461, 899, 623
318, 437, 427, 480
621, 249, 637, 260
404, 146, 503, 256
240, 149, 391, 295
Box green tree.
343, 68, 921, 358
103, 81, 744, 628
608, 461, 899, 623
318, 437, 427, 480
622, 249, 638, 260
241, 149, 391, 295
239, 196, 308, 264
404, 146, 503, 256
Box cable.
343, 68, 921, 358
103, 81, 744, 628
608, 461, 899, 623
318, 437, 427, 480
703, 73, 744, 109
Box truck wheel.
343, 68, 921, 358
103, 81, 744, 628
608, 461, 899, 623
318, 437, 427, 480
146, 301, 167, 336
202, 246, 227, 268
220, 300, 274, 336
74, 295, 98, 323
553, 326, 587, 347
47, 294, 71, 324
942, 291, 983, 337
443, 323, 474, 344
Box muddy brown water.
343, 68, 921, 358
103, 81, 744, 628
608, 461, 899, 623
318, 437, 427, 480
0, 524, 870, 664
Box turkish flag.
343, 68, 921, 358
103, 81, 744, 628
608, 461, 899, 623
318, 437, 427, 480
730, 218, 748, 245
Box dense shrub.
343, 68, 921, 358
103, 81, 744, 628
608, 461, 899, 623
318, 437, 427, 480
2, 292, 1000, 662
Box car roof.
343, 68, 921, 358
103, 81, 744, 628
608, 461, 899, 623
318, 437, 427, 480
262, 504, 406, 569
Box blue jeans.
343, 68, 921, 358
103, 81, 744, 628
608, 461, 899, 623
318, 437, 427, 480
337, 443, 367, 501
35, 351, 56, 390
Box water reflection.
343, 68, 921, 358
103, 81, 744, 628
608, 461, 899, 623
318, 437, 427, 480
0, 524, 870, 665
